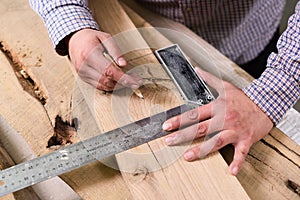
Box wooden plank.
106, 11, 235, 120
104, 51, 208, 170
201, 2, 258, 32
88, 0, 249, 199
121, 1, 300, 199
0, 143, 40, 200
0, 1, 132, 199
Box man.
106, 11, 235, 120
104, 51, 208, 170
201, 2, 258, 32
30, 0, 300, 175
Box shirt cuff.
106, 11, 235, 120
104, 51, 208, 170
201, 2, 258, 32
243, 67, 300, 124
43, 4, 99, 56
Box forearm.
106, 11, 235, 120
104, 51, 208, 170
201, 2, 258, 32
243, 2, 300, 124
29, 0, 99, 55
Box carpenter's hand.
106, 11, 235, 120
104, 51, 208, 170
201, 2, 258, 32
162, 68, 273, 175
67, 28, 142, 91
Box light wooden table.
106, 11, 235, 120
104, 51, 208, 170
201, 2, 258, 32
0, 0, 299, 199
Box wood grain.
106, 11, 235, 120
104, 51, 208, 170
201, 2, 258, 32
121, 1, 300, 199
88, 0, 249, 199
0, 1, 131, 199
0, 143, 40, 200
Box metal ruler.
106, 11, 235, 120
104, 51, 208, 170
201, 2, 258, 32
0, 104, 197, 196
0, 44, 214, 196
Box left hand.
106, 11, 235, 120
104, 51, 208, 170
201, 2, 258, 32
68, 28, 142, 91
162, 68, 273, 175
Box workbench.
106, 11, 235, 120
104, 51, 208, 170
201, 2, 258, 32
0, 0, 299, 199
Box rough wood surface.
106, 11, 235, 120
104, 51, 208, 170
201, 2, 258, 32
0, 113, 81, 200
0, 1, 131, 199
121, 1, 300, 199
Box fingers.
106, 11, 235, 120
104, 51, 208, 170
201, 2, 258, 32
174, 128, 250, 176
162, 103, 213, 131
228, 143, 249, 175
195, 67, 225, 93
182, 130, 236, 161
97, 83, 115, 91
101, 61, 142, 90
81, 46, 141, 91
165, 120, 211, 145
97, 32, 127, 67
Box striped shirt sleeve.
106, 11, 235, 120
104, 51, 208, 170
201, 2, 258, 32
29, 0, 99, 55
243, 2, 300, 124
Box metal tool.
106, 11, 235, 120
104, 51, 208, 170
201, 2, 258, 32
0, 44, 213, 196
155, 44, 214, 105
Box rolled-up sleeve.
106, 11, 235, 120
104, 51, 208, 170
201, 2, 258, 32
243, 2, 300, 124
29, 0, 99, 55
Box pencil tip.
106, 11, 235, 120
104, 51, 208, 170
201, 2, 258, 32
134, 89, 144, 99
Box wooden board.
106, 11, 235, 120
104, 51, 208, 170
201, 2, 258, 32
0, 1, 131, 199
0, 0, 246, 199
88, 0, 249, 199
121, 1, 300, 199
0, 142, 39, 200
0, 0, 297, 199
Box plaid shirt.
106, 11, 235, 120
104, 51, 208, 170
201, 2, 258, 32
30, 0, 300, 124
244, 2, 300, 123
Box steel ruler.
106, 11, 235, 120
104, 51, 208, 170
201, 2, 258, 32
0, 104, 197, 196
0, 44, 214, 196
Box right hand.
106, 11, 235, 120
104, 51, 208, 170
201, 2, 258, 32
67, 28, 142, 91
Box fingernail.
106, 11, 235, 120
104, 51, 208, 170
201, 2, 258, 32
117, 57, 127, 66
162, 123, 171, 130
184, 151, 194, 161
165, 137, 174, 145
231, 167, 239, 176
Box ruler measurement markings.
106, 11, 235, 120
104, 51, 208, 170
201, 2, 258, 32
0, 104, 197, 196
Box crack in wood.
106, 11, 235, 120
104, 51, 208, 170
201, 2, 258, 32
269, 132, 300, 157
248, 147, 300, 197
286, 179, 300, 196
0, 41, 47, 105
247, 151, 285, 180
47, 116, 78, 148
260, 139, 299, 168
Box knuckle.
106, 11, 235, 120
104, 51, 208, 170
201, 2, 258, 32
103, 79, 112, 87
101, 32, 112, 40
99, 85, 112, 92
80, 50, 91, 62
215, 136, 224, 148
238, 143, 249, 156
196, 124, 207, 136
187, 109, 199, 120
225, 110, 240, 121
104, 67, 114, 77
